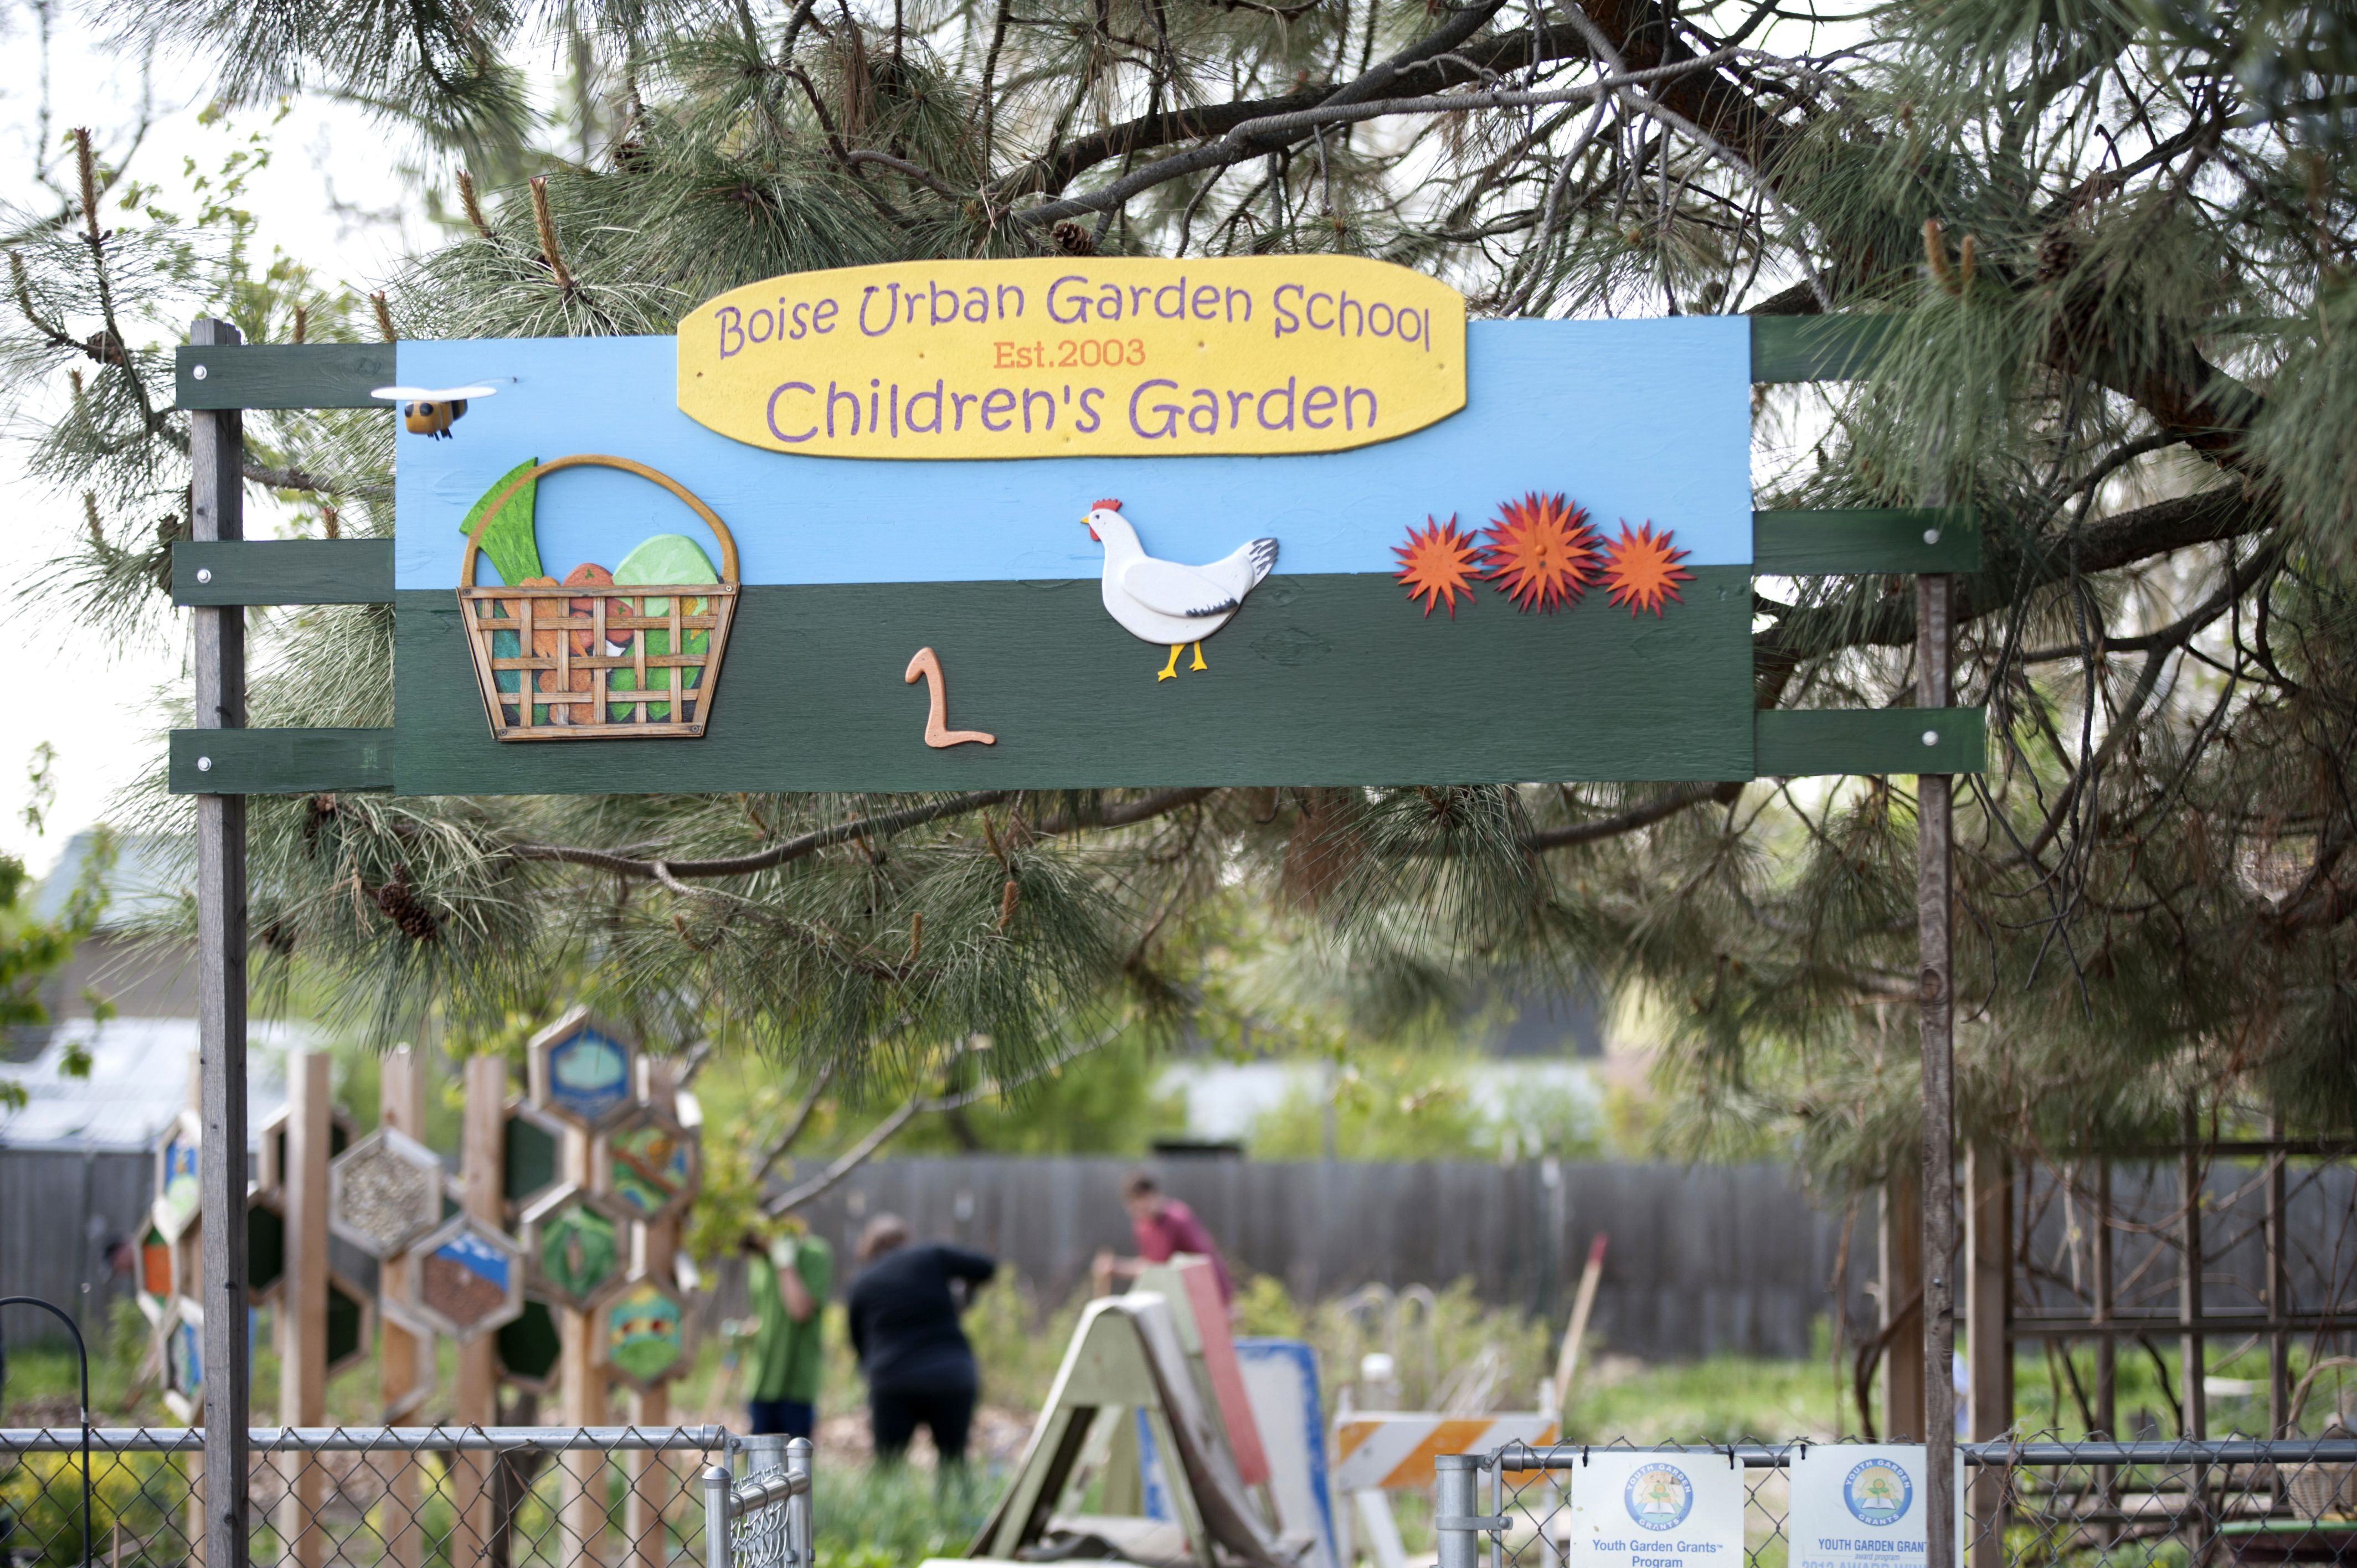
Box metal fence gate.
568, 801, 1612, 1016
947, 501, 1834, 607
0, 1427, 812, 1568
1437, 1438, 2357, 1568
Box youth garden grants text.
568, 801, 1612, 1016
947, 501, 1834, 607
677, 256, 1465, 460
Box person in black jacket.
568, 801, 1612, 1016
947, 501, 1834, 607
845, 1214, 996, 1465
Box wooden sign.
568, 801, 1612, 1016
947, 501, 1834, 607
678, 257, 1465, 458
172, 310, 1987, 798
390, 291, 1772, 792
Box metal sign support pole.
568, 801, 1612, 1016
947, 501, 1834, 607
191, 315, 251, 1568
1918, 569, 1958, 1568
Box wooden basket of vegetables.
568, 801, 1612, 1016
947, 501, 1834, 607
457, 454, 740, 741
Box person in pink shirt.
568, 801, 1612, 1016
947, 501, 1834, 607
1092, 1169, 1234, 1304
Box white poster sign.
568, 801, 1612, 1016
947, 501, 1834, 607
1787, 1445, 1961, 1568
1557, 1451, 1747, 1568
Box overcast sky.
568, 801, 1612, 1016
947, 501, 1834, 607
0, 2, 472, 878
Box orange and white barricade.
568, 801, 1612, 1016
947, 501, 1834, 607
1329, 1414, 1557, 1568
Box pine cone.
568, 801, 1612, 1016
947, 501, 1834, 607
372, 867, 440, 943
1050, 219, 1095, 256
2035, 230, 2078, 282
301, 793, 338, 858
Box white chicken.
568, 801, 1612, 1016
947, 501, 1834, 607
1082, 499, 1279, 680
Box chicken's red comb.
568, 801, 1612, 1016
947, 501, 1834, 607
1092, 498, 1122, 511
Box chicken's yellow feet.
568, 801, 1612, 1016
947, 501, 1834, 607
1190, 642, 1208, 671
1157, 644, 1183, 680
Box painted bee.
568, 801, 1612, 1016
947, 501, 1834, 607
371, 382, 505, 440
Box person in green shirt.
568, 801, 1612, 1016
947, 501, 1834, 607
742, 1223, 833, 1438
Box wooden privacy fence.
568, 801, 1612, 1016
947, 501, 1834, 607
19, 1149, 2357, 1366
784, 1156, 1860, 1359
0, 1147, 156, 1341
7, 1150, 1855, 1359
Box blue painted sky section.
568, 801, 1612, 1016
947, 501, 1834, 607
393, 317, 1749, 588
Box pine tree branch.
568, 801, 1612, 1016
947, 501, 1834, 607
1998, 536, 2287, 868
765, 1094, 921, 1214
1524, 782, 1737, 850
843, 149, 960, 198
991, 8, 1607, 203
917, 1023, 1126, 1112
511, 787, 1217, 881
519, 791, 1012, 876
1756, 486, 2272, 674
765, 1023, 1125, 1214
244, 459, 333, 492
751, 1060, 838, 1183
1011, 54, 1744, 228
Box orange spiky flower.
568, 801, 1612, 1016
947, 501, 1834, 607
1600, 520, 1694, 616
1393, 514, 1483, 617
1480, 492, 1598, 612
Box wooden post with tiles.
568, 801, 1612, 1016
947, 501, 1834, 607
625, 1059, 680, 1568
188, 314, 249, 1568
560, 1120, 611, 1564
447, 1052, 510, 1564
278, 1050, 332, 1568
175, 1055, 210, 1568
378, 1045, 429, 1568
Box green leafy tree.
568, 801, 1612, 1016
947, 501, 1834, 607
7, 0, 2355, 1196
0, 825, 115, 1110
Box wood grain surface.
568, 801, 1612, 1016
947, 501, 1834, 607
171, 539, 395, 604
176, 342, 394, 409
1753, 508, 1982, 574
1755, 705, 1985, 776
392, 568, 1756, 792
169, 727, 396, 792
1749, 316, 1898, 383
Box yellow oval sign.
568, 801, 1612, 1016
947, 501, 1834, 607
675, 257, 1465, 460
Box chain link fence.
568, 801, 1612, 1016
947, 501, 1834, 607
1437, 1438, 2357, 1568
0, 1427, 812, 1568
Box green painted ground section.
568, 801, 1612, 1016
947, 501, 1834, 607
392, 568, 1754, 793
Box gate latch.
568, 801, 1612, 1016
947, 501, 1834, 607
1435, 1516, 1511, 1535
